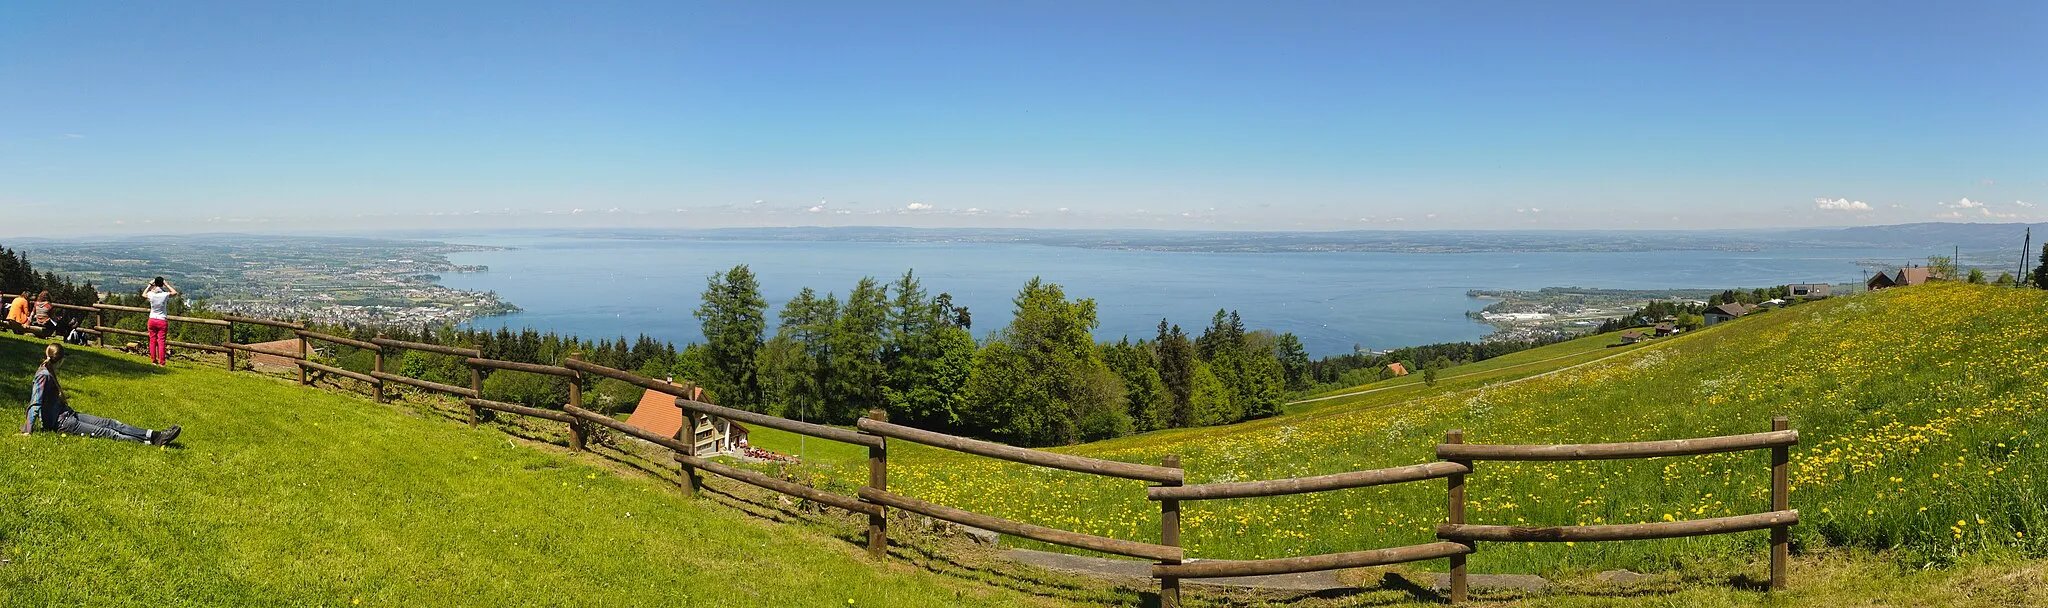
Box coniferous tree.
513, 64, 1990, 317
2033, 244, 2048, 289
695, 265, 767, 409
1153, 319, 1196, 428
1102, 338, 1167, 432
881, 271, 972, 429
761, 288, 837, 422
827, 278, 890, 423
1274, 332, 1311, 392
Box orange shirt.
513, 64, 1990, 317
5, 298, 28, 324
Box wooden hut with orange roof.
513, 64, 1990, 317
625, 379, 747, 457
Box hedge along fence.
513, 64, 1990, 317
50, 300, 1804, 603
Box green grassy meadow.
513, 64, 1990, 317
856, 283, 2048, 577
0, 334, 1070, 607
6, 282, 2044, 606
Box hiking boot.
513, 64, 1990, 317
151, 425, 181, 446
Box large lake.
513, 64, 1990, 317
436, 235, 1930, 357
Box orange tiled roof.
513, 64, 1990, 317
626, 383, 699, 439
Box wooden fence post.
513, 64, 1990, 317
1447, 429, 1469, 604
297, 332, 309, 384
372, 344, 386, 404
93, 311, 103, 348
223, 321, 236, 371
1159, 454, 1183, 608
1771, 416, 1789, 591
678, 410, 700, 498
866, 409, 889, 559
467, 362, 482, 428
565, 353, 586, 452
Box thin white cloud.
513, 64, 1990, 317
1939, 198, 1984, 209
1814, 198, 1872, 212
806, 205, 825, 213
905, 202, 932, 211
2016, 201, 2035, 208
60, 133, 85, 139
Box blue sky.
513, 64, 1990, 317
2, 1, 2043, 235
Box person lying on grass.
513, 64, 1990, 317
19, 343, 181, 445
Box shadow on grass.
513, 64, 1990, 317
0, 334, 169, 382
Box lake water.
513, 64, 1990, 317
435, 235, 1930, 357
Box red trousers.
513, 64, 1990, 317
147, 318, 169, 365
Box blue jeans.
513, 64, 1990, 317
58, 411, 152, 443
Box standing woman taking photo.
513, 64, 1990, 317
143, 277, 178, 366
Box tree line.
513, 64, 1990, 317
0, 246, 100, 307
689, 266, 1300, 446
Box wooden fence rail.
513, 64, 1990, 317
857, 417, 1181, 483
1438, 510, 1799, 542
369, 370, 479, 399
220, 314, 304, 330
1437, 417, 1799, 600
370, 337, 478, 358
1149, 461, 1469, 501
858, 487, 1182, 562
1154, 541, 1474, 579
38, 294, 1806, 604
1435, 430, 1798, 461
299, 359, 377, 384
297, 329, 379, 351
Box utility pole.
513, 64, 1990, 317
2023, 228, 2033, 288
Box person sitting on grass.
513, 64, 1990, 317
19, 343, 181, 446
29, 291, 53, 328
4, 293, 28, 327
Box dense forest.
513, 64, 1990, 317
687, 267, 1300, 446
0, 246, 100, 306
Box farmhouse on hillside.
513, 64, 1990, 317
1868, 266, 1940, 291
1786, 283, 1831, 297
1619, 331, 1647, 345
1704, 303, 1752, 326
627, 382, 749, 457
1385, 362, 1409, 377
1654, 323, 1677, 337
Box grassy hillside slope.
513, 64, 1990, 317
0, 335, 1063, 607
860, 283, 2047, 575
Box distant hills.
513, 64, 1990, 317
24, 221, 2045, 255
382, 222, 2048, 255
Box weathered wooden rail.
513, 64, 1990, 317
1434, 417, 1799, 601
856, 414, 1191, 605
1142, 459, 1473, 584
30, 290, 1805, 604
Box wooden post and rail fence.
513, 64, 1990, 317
10, 292, 1803, 602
